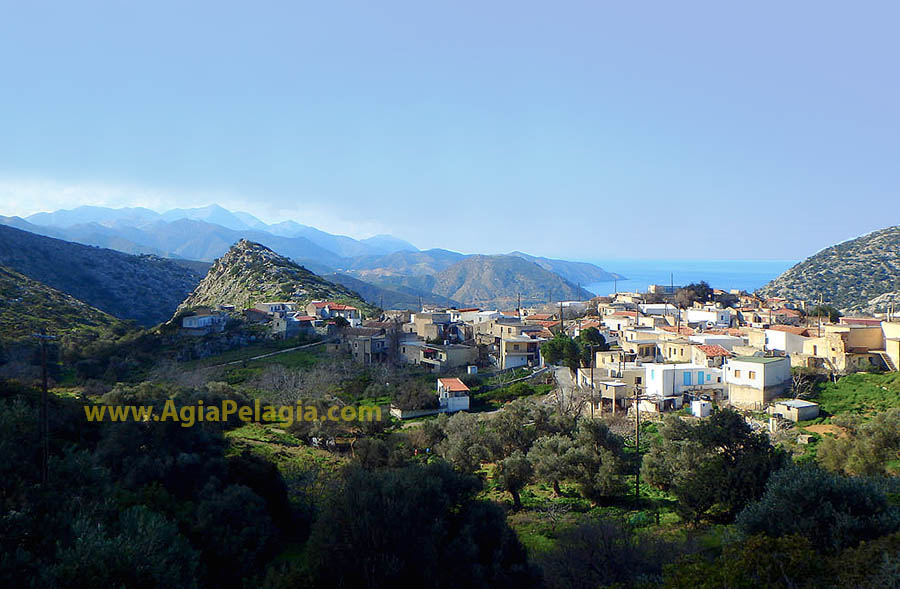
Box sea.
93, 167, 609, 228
583, 259, 797, 297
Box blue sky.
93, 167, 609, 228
1, 1, 898, 260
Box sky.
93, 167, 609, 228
1, 1, 898, 261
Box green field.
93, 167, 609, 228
814, 372, 900, 415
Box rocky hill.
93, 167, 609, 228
420, 255, 594, 308
179, 240, 375, 316
758, 225, 900, 312
0, 265, 126, 341
507, 251, 621, 285
0, 225, 204, 327
326, 273, 461, 311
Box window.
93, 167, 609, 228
734, 369, 741, 378
749, 370, 757, 380
635, 377, 642, 384
513, 344, 520, 351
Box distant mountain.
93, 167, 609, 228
758, 225, 900, 312
341, 249, 466, 277
325, 273, 461, 311
26, 205, 161, 228
0, 225, 204, 327
360, 235, 418, 254
425, 255, 594, 308
0, 265, 126, 341
507, 251, 620, 285
159, 204, 262, 231
179, 240, 375, 316
21, 205, 416, 260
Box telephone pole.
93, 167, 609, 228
33, 331, 55, 486
632, 382, 643, 504
590, 344, 595, 418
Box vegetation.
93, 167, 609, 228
179, 239, 375, 316
758, 224, 900, 312
0, 224, 203, 327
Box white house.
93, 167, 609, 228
685, 307, 733, 328
254, 302, 297, 315
770, 399, 820, 422
306, 301, 362, 326
764, 327, 810, 355
639, 303, 679, 316
436, 378, 470, 413
643, 363, 724, 408
181, 313, 227, 335
724, 356, 792, 409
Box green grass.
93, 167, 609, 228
814, 372, 900, 415
183, 339, 318, 369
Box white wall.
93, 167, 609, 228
645, 364, 723, 397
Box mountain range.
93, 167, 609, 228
0, 224, 204, 327
1, 205, 619, 309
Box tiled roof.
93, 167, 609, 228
438, 378, 470, 392
697, 344, 731, 357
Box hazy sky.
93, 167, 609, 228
1, 1, 898, 260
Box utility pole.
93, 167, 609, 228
633, 382, 642, 504
590, 344, 595, 419
559, 301, 564, 334
33, 331, 55, 486
818, 293, 823, 337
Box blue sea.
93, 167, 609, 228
584, 259, 797, 297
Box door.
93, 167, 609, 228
697, 371, 704, 386
683, 371, 692, 387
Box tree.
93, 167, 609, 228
437, 412, 498, 473
538, 518, 673, 589
809, 304, 841, 323
541, 333, 580, 374
674, 281, 713, 307
494, 451, 533, 509
576, 328, 609, 367
664, 533, 827, 589
790, 366, 823, 399
641, 410, 785, 524
528, 434, 575, 496
569, 420, 627, 502
735, 465, 900, 553
817, 409, 900, 476
491, 399, 540, 457
304, 462, 540, 588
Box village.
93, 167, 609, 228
177, 282, 900, 428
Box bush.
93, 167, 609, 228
736, 465, 900, 553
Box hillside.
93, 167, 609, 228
325, 273, 461, 310
758, 225, 900, 312
425, 255, 594, 307
0, 265, 126, 340
507, 251, 620, 285
0, 225, 204, 327
341, 248, 465, 277
179, 240, 375, 315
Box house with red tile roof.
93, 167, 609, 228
436, 378, 470, 413
692, 344, 732, 367
305, 301, 361, 326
